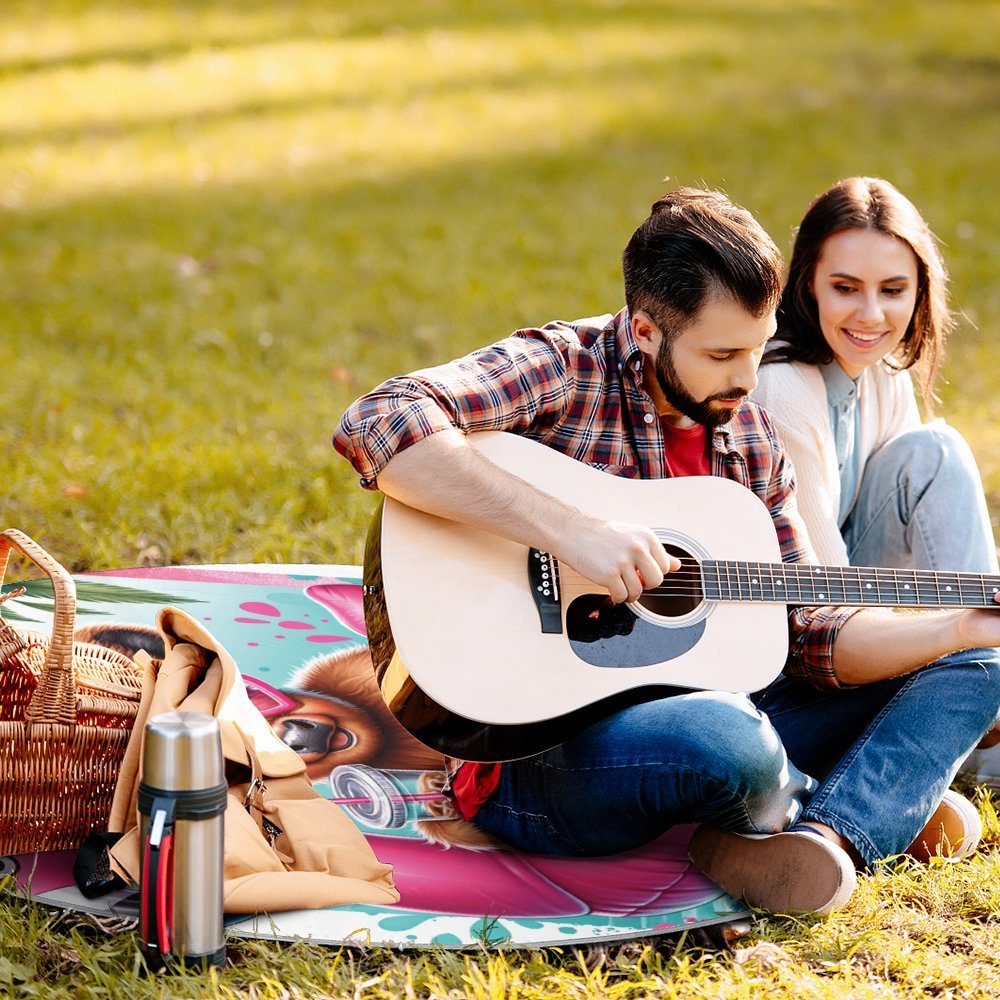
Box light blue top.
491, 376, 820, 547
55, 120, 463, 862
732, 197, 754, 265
820, 360, 863, 526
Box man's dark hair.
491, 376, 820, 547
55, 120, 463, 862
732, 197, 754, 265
622, 187, 783, 340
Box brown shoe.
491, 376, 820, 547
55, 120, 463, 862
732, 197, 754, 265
907, 789, 982, 862
688, 826, 857, 915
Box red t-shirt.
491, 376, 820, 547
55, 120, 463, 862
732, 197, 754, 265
450, 760, 504, 821
450, 421, 710, 820
660, 419, 710, 477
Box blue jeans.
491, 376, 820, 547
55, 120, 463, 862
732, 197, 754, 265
475, 691, 815, 856
756, 647, 1000, 865
843, 423, 999, 574
841, 423, 1000, 784
475, 649, 1000, 869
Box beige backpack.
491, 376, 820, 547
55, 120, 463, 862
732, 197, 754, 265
106, 606, 399, 914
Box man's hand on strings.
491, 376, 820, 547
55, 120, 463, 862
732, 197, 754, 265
556, 517, 681, 604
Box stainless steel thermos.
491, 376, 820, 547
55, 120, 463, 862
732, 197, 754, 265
139, 711, 227, 970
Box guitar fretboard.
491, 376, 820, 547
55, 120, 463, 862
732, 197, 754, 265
701, 561, 1000, 609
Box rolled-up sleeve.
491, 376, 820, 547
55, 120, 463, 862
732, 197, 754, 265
773, 469, 861, 689
785, 605, 858, 687
333, 332, 573, 488
737, 404, 861, 689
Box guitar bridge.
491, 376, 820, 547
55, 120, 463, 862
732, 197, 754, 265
528, 549, 563, 633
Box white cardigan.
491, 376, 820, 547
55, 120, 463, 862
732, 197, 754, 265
752, 359, 921, 566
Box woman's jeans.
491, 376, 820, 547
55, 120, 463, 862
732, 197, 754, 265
842, 423, 998, 574
476, 648, 1000, 868
841, 422, 1000, 782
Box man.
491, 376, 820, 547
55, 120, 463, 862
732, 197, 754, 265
333, 188, 1000, 915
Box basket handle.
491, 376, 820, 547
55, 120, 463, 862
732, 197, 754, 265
0, 528, 78, 728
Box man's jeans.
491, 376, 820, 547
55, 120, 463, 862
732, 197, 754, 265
476, 649, 1000, 868
475, 690, 815, 858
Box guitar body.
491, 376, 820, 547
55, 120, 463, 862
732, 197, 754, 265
364, 432, 789, 761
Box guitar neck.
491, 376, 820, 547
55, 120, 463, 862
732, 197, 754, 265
701, 561, 1000, 609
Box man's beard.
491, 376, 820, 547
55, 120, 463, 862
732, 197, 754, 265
653, 339, 748, 429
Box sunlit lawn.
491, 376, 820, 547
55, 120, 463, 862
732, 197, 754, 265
3, 1, 1000, 996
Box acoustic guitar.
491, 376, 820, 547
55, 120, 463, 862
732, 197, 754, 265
362, 431, 1000, 762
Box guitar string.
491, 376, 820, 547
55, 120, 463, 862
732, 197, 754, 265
544, 559, 1000, 587
554, 584, 999, 606
557, 566, 1000, 588
554, 565, 1000, 605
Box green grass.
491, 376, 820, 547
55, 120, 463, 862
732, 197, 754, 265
4, 0, 1000, 571
4, 794, 1000, 997
3, 0, 1000, 995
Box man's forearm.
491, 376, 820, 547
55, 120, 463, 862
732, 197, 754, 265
375, 429, 676, 604
376, 428, 577, 555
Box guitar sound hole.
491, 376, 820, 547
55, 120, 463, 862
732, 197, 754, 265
636, 543, 703, 618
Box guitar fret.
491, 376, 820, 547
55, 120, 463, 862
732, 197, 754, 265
709, 560, 731, 602
759, 566, 774, 601
801, 566, 818, 603
701, 561, 717, 601
795, 565, 830, 604
706, 562, 723, 602
721, 560, 732, 602
756, 562, 775, 603
854, 566, 878, 605
767, 564, 783, 604
840, 566, 857, 604
937, 571, 963, 607
896, 568, 920, 606
980, 574, 1000, 607
918, 569, 933, 607
771, 564, 787, 602
961, 573, 986, 604
778, 565, 796, 602
841, 566, 862, 605
724, 563, 734, 601
789, 565, 808, 604
816, 564, 843, 604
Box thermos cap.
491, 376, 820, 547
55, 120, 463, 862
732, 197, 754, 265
142, 711, 225, 791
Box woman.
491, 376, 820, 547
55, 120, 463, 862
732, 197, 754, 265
753, 176, 1000, 849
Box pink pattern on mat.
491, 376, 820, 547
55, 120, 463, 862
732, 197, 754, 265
304, 583, 367, 636
84, 567, 352, 587
367, 825, 721, 917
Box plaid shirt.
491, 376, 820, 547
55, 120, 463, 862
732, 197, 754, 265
334, 308, 858, 688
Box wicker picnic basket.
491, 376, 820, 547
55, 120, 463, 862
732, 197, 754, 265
0, 528, 144, 855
